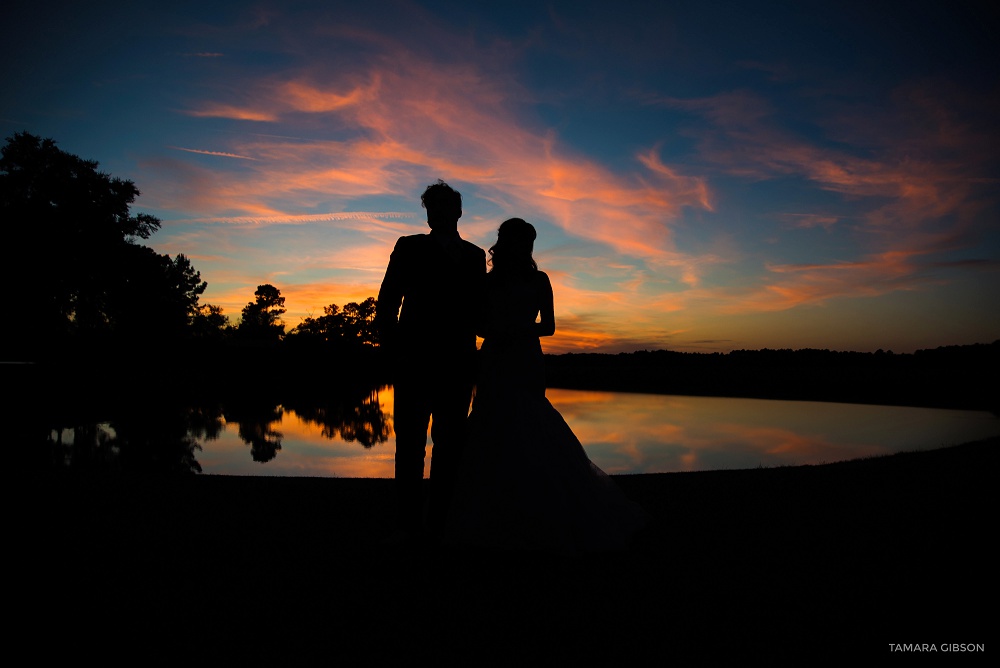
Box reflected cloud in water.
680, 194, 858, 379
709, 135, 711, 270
546, 390, 999, 475
37, 387, 998, 478
198, 387, 396, 477
193, 389, 996, 477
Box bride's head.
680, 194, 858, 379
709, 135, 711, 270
489, 218, 537, 274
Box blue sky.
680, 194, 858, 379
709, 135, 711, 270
3, 0, 997, 352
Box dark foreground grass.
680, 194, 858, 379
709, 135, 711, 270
17, 437, 996, 662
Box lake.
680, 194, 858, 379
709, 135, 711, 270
184, 387, 998, 477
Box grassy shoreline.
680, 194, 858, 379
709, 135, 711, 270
18, 436, 996, 660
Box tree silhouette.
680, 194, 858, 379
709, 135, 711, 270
287, 387, 391, 448
224, 402, 284, 463
288, 297, 378, 346
0, 132, 210, 356
106, 245, 208, 340
341, 297, 378, 346
191, 303, 232, 339
237, 284, 286, 341
289, 303, 344, 342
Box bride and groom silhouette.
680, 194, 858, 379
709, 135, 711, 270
376, 181, 644, 552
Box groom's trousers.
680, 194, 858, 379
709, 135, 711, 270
393, 351, 475, 535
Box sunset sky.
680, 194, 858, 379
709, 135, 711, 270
3, 1, 997, 353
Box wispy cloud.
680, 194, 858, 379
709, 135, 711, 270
169, 146, 257, 160
717, 248, 936, 314
189, 211, 413, 226
658, 85, 995, 234
641, 81, 999, 322
171, 47, 713, 265
141, 10, 998, 352
185, 104, 278, 122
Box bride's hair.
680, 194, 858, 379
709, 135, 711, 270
489, 218, 537, 274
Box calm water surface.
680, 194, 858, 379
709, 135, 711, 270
191, 387, 998, 477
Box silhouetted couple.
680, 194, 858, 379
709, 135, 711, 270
377, 181, 644, 552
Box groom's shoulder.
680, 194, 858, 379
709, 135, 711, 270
391, 233, 429, 252
459, 238, 486, 257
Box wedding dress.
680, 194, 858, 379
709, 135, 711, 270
448, 271, 646, 552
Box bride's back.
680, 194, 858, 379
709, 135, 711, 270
483, 270, 546, 338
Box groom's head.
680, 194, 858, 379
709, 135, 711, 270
421, 180, 462, 233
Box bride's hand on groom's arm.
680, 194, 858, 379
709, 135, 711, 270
533, 321, 555, 338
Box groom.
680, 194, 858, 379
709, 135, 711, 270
376, 180, 486, 539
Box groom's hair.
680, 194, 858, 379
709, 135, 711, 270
421, 180, 462, 219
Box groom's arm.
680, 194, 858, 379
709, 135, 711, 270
375, 237, 408, 347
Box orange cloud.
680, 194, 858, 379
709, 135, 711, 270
279, 80, 370, 112
660, 85, 992, 236
152, 34, 996, 355
189, 211, 413, 227
634, 83, 998, 325
170, 51, 713, 265
706, 246, 946, 315
186, 104, 279, 122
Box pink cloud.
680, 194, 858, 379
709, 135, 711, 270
153, 29, 995, 353
642, 82, 998, 321
188, 211, 413, 227
169, 50, 713, 264
715, 247, 940, 314
279, 80, 370, 113
186, 104, 279, 122
660, 85, 994, 237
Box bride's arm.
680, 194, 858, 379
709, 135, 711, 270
534, 272, 555, 337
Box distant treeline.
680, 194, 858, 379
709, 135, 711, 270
0, 131, 387, 411
544, 342, 999, 411
25, 340, 996, 418
4, 133, 996, 415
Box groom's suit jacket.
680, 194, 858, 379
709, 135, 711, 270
377, 232, 486, 364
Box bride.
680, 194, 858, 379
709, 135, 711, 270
448, 218, 646, 552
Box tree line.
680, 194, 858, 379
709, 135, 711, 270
544, 344, 999, 411
0, 132, 379, 362
4, 132, 993, 413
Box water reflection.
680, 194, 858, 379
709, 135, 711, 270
46, 405, 219, 474
36, 387, 392, 475
286, 387, 391, 448
197, 387, 397, 478
226, 401, 284, 463
33, 387, 998, 478
549, 391, 999, 474
191, 389, 996, 478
